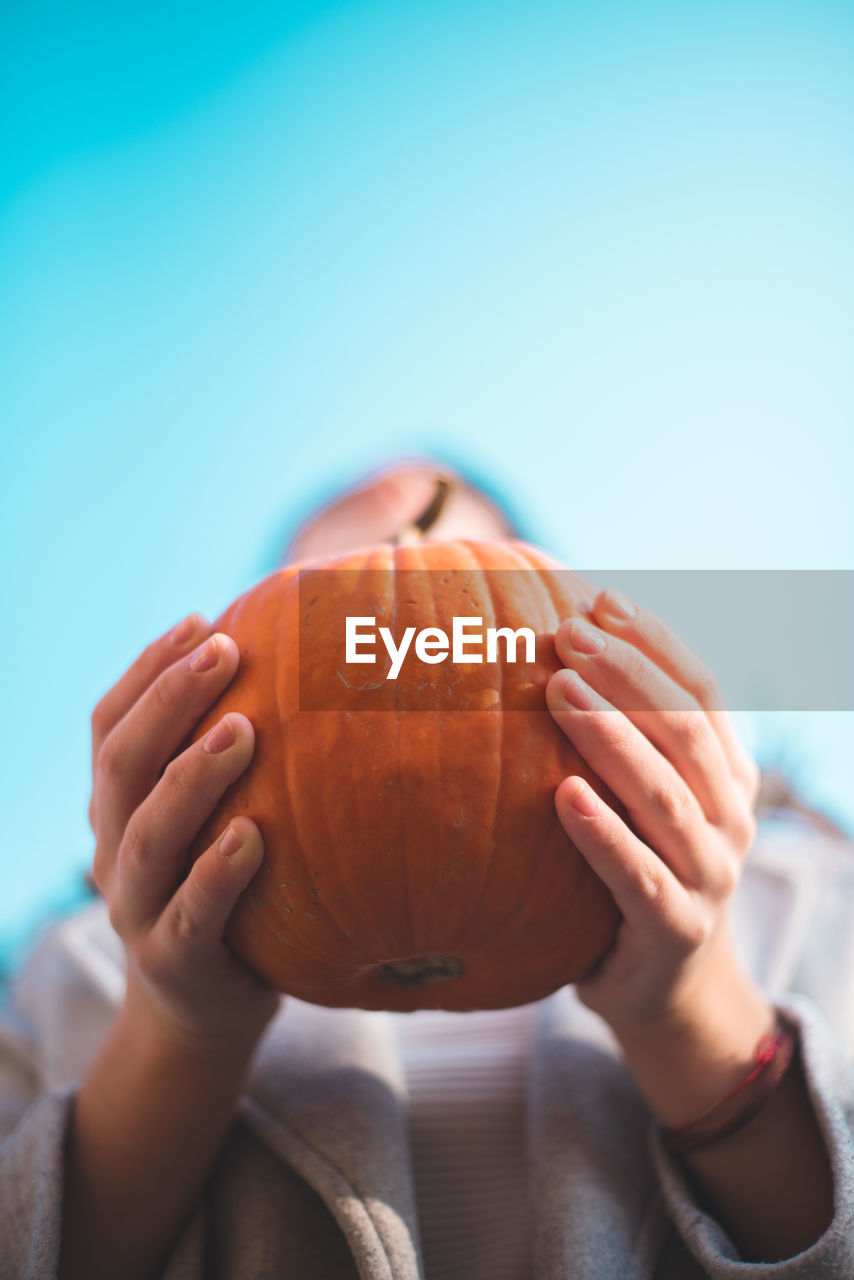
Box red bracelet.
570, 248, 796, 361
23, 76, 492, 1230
662, 1018, 797, 1154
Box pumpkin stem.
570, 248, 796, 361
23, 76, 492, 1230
377, 954, 465, 986
391, 475, 454, 544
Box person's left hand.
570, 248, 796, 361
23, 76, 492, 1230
545, 589, 761, 1037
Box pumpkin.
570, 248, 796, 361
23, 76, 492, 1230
188, 537, 620, 1011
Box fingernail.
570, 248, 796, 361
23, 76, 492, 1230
171, 614, 201, 646
570, 781, 600, 818
601, 590, 636, 621
203, 715, 235, 754
219, 824, 243, 857
190, 636, 219, 672
562, 670, 595, 710
566, 618, 606, 655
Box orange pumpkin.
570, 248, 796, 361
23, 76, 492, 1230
188, 538, 620, 1010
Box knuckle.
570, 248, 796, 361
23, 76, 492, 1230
160, 753, 195, 802
691, 661, 720, 707
718, 853, 742, 896
107, 896, 126, 937
633, 859, 667, 912
672, 910, 709, 954
91, 699, 111, 740
742, 757, 761, 806
660, 712, 709, 774
651, 780, 691, 829
612, 642, 645, 690
703, 847, 742, 900
97, 731, 126, 788
90, 846, 110, 894
168, 897, 203, 952
732, 806, 757, 855
675, 710, 707, 755
605, 716, 634, 757
153, 670, 181, 714
136, 936, 170, 986
596, 819, 624, 860
119, 818, 150, 873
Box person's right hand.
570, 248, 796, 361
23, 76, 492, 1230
88, 614, 280, 1056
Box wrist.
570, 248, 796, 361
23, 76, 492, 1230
612, 947, 776, 1129
120, 975, 267, 1075
65, 974, 266, 1280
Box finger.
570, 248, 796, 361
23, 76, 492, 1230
110, 712, 255, 931
589, 589, 759, 796
148, 817, 264, 960
554, 616, 740, 829
90, 613, 211, 783
93, 632, 241, 863
554, 776, 701, 949
546, 670, 741, 895
89, 614, 210, 835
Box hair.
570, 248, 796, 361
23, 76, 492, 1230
270, 453, 532, 570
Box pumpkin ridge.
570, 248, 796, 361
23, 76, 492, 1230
419, 543, 440, 954
397, 539, 461, 955
275, 574, 322, 963
332, 546, 409, 961
509, 540, 567, 573
314, 721, 396, 965
280, 581, 351, 966
363, 544, 416, 959
437, 553, 574, 958
396, 538, 434, 955
431, 540, 497, 956
433, 545, 546, 957
227, 571, 381, 978
390, 544, 413, 958
468, 543, 506, 953
281, 574, 383, 972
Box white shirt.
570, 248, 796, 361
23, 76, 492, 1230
392, 1002, 539, 1280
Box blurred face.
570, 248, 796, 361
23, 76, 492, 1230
285, 462, 512, 564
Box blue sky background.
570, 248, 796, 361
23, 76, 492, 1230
2, 0, 853, 973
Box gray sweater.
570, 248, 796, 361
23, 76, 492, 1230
2, 828, 854, 1279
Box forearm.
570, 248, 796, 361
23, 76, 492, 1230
60, 993, 257, 1280
615, 948, 834, 1262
